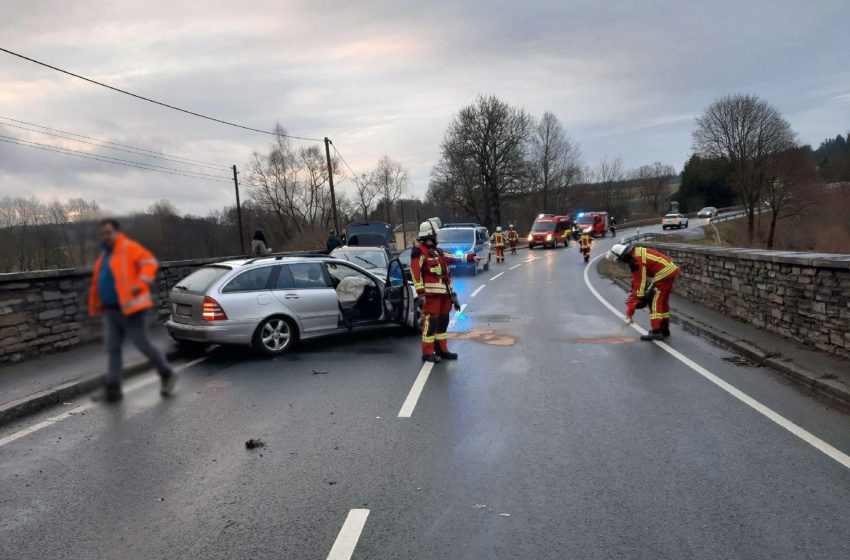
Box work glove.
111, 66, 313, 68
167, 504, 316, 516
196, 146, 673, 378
450, 292, 461, 312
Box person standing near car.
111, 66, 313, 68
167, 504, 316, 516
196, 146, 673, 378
252, 228, 271, 255
491, 226, 506, 263
88, 219, 176, 402
507, 225, 519, 254
411, 218, 482, 363
326, 230, 343, 253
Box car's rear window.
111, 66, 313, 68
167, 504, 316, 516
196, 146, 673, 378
664, 214, 680, 218
174, 266, 230, 293
222, 266, 274, 293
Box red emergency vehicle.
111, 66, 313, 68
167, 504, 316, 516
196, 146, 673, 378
573, 212, 610, 237
527, 214, 571, 249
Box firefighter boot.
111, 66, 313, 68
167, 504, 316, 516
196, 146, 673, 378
661, 319, 671, 338
640, 330, 664, 341
436, 347, 458, 360
422, 353, 442, 363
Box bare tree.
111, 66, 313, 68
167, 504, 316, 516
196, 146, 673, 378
594, 156, 625, 212
764, 147, 818, 248
353, 172, 379, 219
693, 93, 796, 242
371, 155, 409, 224
432, 95, 533, 228
530, 112, 582, 213
633, 162, 677, 214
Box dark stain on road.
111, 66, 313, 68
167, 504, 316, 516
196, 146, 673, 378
473, 314, 514, 323
570, 336, 637, 344
448, 329, 516, 346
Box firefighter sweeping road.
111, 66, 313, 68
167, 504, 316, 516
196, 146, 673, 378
1, 221, 849, 560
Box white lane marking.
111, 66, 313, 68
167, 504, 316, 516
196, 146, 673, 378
398, 361, 433, 418
509, 264, 522, 270
470, 285, 486, 297
0, 356, 208, 448
490, 272, 505, 280
582, 255, 850, 470
448, 304, 467, 329
326, 509, 370, 560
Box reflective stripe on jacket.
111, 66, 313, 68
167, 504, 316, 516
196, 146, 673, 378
89, 233, 159, 316
631, 247, 679, 298
410, 242, 472, 295
491, 232, 506, 247
507, 230, 519, 242
580, 234, 592, 249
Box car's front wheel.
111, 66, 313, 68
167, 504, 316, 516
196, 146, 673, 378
253, 316, 297, 356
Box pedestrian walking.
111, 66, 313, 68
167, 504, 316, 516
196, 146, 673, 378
251, 228, 271, 255
88, 219, 176, 402
410, 218, 483, 363
491, 227, 506, 263
606, 243, 680, 341
326, 230, 344, 253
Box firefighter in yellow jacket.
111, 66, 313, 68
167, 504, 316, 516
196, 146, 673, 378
507, 225, 519, 254
579, 227, 593, 263
491, 226, 506, 263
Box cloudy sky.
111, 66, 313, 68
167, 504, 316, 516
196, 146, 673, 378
1, 0, 848, 215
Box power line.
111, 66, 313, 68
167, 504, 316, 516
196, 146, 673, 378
331, 143, 365, 187
0, 47, 323, 142
0, 117, 230, 171
0, 134, 233, 183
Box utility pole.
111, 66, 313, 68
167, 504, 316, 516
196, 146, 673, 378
323, 137, 341, 236
232, 165, 245, 254
400, 202, 407, 249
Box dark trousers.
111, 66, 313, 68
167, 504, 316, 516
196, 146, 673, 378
104, 308, 172, 386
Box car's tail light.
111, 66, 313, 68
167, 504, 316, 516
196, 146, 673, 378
202, 296, 228, 321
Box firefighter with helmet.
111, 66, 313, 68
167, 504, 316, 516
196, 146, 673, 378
411, 218, 483, 363
491, 226, 506, 263
606, 243, 680, 341
507, 225, 519, 254
579, 227, 593, 262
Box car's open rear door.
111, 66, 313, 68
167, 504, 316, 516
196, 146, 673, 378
384, 258, 409, 324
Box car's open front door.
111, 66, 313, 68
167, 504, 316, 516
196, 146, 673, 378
384, 258, 409, 324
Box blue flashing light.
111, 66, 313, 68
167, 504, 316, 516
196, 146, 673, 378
455, 250, 464, 256
577, 212, 585, 217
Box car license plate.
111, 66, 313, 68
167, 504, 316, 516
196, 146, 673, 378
176, 304, 192, 316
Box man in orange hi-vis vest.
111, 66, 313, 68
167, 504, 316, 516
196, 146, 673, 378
491, 226, 506, 263
88, 219, 176, 402
607, 243, 680, 341
507, 225, 519, 254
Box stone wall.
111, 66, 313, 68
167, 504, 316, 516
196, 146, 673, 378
642, 242, 850, 359
0, 256, 236, 364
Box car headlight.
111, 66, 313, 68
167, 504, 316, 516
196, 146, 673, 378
527, 234, 533, 241
546, 234, 552, 240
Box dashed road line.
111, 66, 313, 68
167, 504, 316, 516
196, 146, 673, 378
398, 361, 433, 418
582, 254, 850, 470
470, 285, 486, 297
0, 356, 209, 448
326, 509, 370, 560
490, 272, 505, 280
509, 263, 522, 270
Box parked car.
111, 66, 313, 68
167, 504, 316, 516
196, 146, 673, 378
697, 206, 718, 218
437, 225, 491, 276
329, 246, 390, 274
165, 255, 417, 356
661, 213, 689, 229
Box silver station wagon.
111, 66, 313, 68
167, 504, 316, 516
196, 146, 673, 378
165, 254, 416, 355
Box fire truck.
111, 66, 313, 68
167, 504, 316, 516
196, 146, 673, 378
573, 212, 610, 237
527, 214, 571, 249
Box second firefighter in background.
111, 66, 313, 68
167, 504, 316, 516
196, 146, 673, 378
411, 218, 483, 363
507, 225, 519, 254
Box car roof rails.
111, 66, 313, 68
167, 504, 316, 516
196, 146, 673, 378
242, 250, 328, 265
442, 222, 481, 228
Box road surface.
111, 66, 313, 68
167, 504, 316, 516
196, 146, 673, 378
2, 218, 848, 559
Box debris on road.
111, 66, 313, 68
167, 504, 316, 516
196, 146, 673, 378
499, 513, 510, 517
329, 481, 337, 485
448, 329, 516, 346
473, 504, 487, 510
312, 369, 328, 375
245, 438, 265, 449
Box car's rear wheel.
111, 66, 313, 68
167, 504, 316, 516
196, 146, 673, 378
253, 316, 296, 356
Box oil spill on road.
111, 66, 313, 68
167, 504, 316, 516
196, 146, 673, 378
448, 329, 516, 346
472, 314, 514, 323
569, 336, 637, 344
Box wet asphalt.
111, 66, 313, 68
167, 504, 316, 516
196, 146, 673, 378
1, 221, 849, 559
